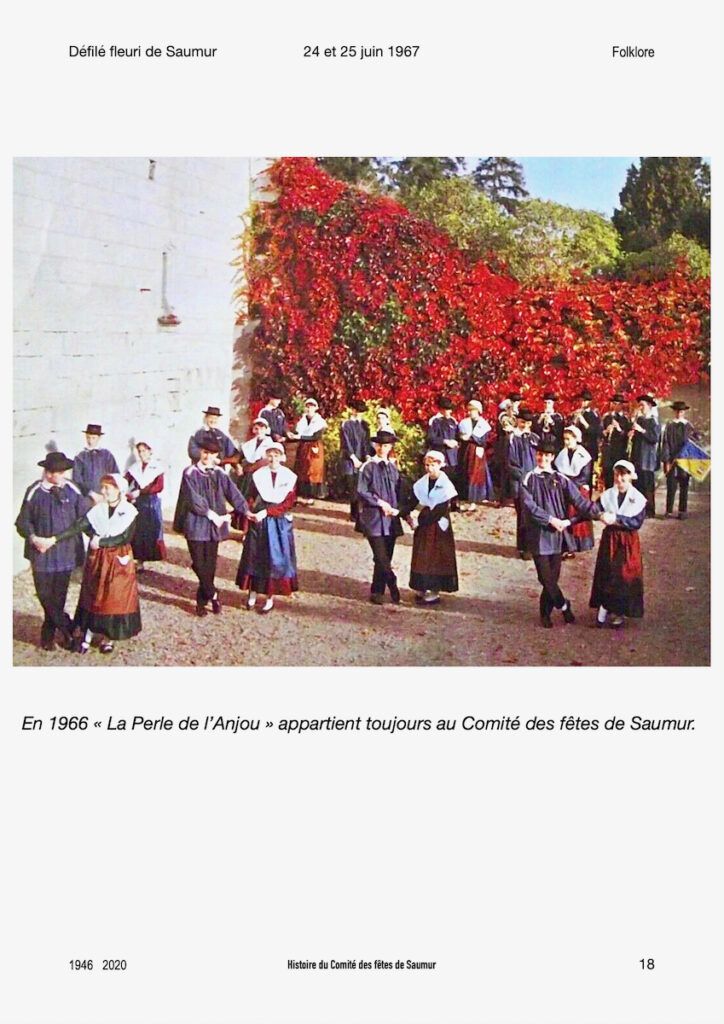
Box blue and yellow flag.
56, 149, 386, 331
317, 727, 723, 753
675, 439, 711, 482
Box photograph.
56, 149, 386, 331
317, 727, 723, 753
13, 155, 711, 666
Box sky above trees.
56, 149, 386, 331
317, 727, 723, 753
510, 158, 637, 216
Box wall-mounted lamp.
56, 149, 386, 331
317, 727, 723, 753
157, 249, 181, 327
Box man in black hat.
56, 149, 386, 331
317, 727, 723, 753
506, 408, 539, 558
175, 435, 251, 615
188, 407, 238, 466
258, 388, 289, 443
601, 394, 632, 488
572, 390, 602, 464
520, 440, 604, 628
340, 400, 371, 522
15, 452, 90, 650
535, 393, 564, 453
356, 430, 407, 604
426, 397, 460, 498
72, 424, 119, 502
629, 395, 661, 517
661, 400, 699, 519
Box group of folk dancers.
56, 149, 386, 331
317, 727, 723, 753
16, 388, 700, 654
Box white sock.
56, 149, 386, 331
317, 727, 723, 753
597, 606, 608, 623
561, 601, 568, 611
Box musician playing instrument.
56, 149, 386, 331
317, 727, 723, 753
534, 392, 564, 454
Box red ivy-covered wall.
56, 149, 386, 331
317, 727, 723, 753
238, 158, 709, 423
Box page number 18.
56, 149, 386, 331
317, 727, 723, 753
639, 958, 655, 970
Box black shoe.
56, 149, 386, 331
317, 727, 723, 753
211, 596, 222, 614
540, 614, 554, 629
57, 629, 74, 651
678, 512, 688, 520
196, 602, 208, 617
562, 603, 576, 624
389, 583, 401, 604
40, 635, 56, 651
369, 594, 385, 605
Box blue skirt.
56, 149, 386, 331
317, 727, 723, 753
237, 514, 298, 595
131, 494, 166, 561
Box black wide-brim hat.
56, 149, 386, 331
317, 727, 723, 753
636, 394, 656, 406
370, 430, 397, 445
542, 391, 557, 402
671, 400, 690, 411
198, 435, 221, 454
202, 406, 223, 417
516, 408, 535, 422
578, 389, 593, 400
611, 393, 626, 403
507, 391, 523, 402
38, 452, 74, 472
537, 439, 557, 454
83, 423, 103, 435
437, 397, 454, 409
352, 400, 368, 412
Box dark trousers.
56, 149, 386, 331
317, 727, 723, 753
187, 540, 219, 603
514, 493, 526, 552
33, 569, 73, 640
343, 472, 359, 522
637, 469, 656, 516
666, 470, 690, 514
532, 554, 566, 617
366, 535, 397, 594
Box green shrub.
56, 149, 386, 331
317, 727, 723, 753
322, 402, 426, 498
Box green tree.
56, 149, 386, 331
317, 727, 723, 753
510, 200, 621, 282
613, 157, 710, 251
382, 157, 466, 196
403, 175, 515, 267
405, 183, 620, 282
472, 157, 529, 212
316, 157, 382, 189
618, 232, 711, 281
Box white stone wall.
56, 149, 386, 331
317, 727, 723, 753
14, 157, 263, 572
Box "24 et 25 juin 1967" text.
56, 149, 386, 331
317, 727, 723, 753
303, 44, 420, 60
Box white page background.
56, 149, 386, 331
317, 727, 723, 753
1, 2, 722, 1022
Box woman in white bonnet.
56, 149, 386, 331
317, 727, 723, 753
37, 473, 141, 654
407, 450, 459, 606
289, 398, 327, 505
589, 459, 647, 629
125, 440, 166, 571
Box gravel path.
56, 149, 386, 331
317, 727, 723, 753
13, 495, 710, 667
